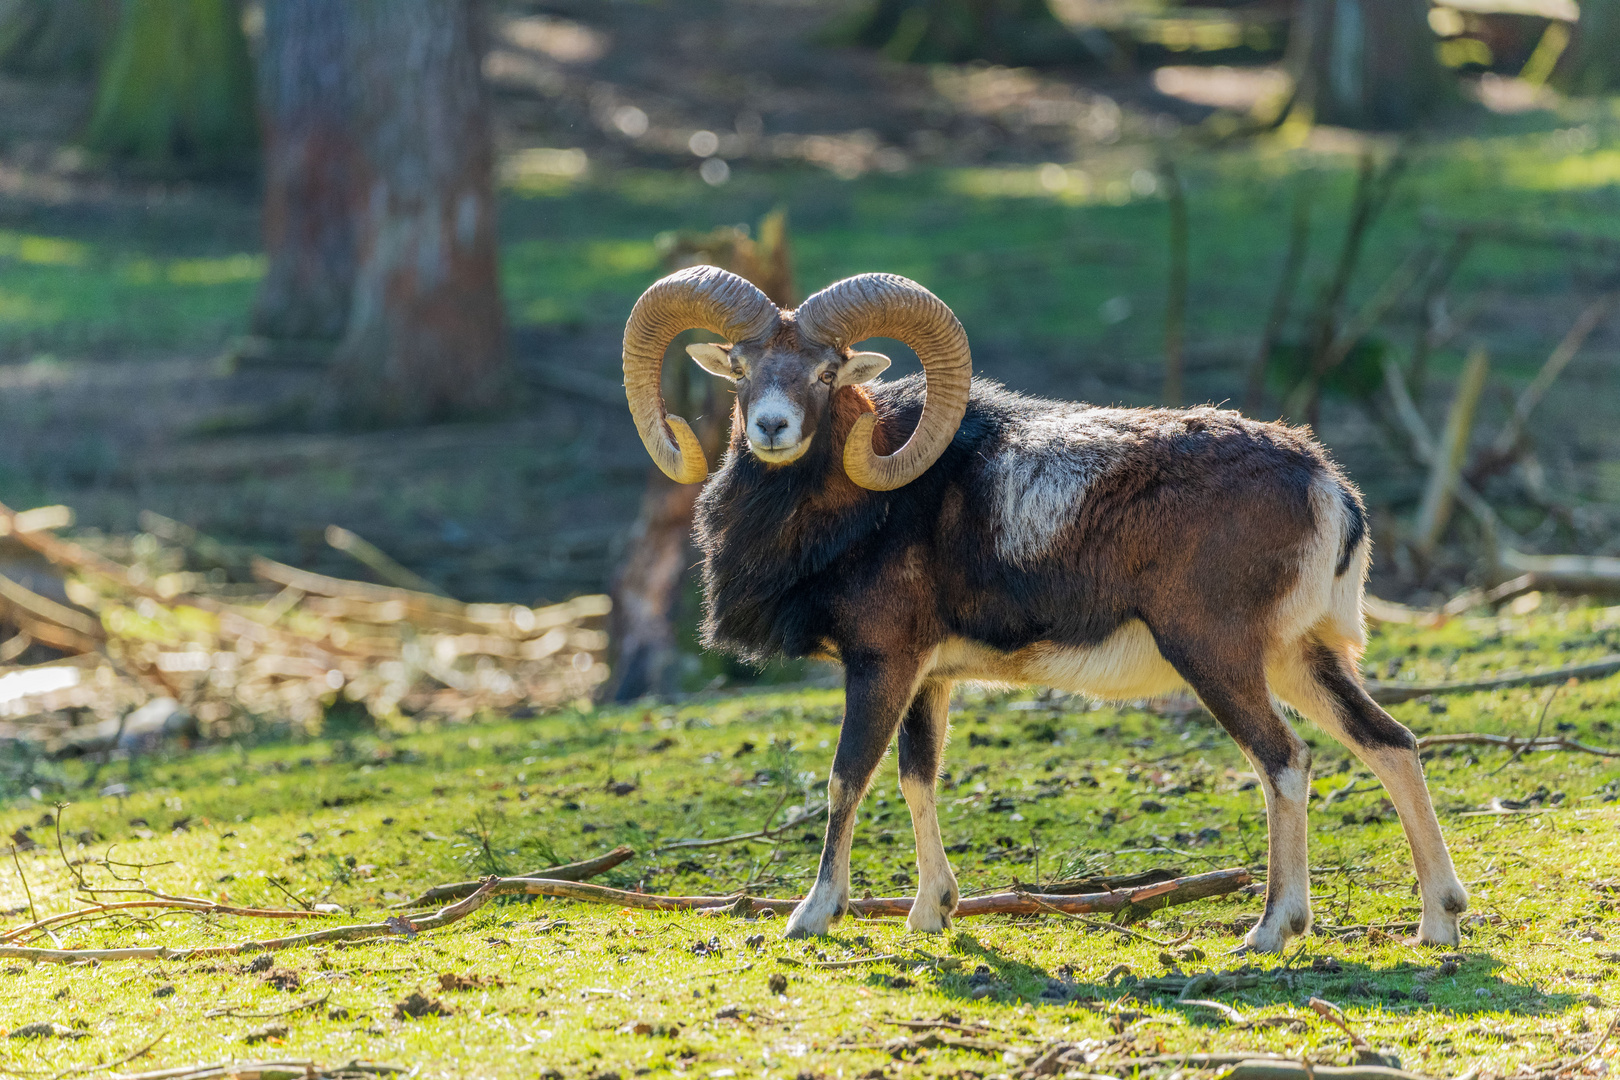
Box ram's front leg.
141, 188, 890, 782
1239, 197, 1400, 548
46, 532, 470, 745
899, 678, 958, 932
784, 653, 923, 939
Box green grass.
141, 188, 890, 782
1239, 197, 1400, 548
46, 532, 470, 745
2, 101, 1619, 380
4, 602, 1619, 1078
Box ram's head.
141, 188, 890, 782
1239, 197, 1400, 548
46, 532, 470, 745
622, 267, 972, 490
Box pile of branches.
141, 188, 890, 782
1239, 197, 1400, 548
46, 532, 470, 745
0, 501, 610, 753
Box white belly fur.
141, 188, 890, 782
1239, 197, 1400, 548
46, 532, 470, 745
929, 620, 1186, 701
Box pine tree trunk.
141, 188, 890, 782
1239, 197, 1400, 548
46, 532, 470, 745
250, 0, 355, 346
329, 0, 507, 423
1290, 0, 1446, 129
1554, 0, 1620, 95
83, 0, 257, 174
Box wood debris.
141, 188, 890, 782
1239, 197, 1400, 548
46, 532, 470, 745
0, 501, 610, 746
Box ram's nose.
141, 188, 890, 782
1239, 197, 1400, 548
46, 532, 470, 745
754, 414, 791, 446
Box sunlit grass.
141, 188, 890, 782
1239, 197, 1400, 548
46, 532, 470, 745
2, 605, 1617, 1077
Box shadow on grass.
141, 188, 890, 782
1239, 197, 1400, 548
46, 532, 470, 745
898, 935, 1591, 1019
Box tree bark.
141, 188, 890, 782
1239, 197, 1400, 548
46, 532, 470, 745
1289, 0, 1446, 130
83, 0, 257, 174
250, 0, 355, 346
607, 213, 797, 701
1553, 0, 1620, 95
329, 0, 507, 423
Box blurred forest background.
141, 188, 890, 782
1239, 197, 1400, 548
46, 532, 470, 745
1, 0, 1619, 721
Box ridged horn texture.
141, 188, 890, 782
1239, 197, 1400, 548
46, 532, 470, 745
623, 265, 780, 483
796, 273, 971, 491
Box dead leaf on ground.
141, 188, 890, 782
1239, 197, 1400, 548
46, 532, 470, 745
394, 991, 455, 1019
262, 967, 302, 992
438, 971, 504, 992
241, 1023, 288, 1045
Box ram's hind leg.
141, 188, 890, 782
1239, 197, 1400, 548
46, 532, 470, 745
1158, 635, 1314, 953
1272, 638, 1467, 946
898, 678, 959, 932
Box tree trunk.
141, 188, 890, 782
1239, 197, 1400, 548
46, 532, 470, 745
83, 0, 257, 174
607, 480, 703, 702
0, 0, 115, 78
250, 0, 355, 346
1289, 0, 1446, 129
607, 213, 797, 701
329, 0, 507, 423
1553, 0, 1620, 95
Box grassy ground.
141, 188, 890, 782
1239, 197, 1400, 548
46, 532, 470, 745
3, 602, 1618, 1078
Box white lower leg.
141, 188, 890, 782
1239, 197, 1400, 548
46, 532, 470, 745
1361, 746, 1467, 945
900, 772, 958, 932
785, 775, 858, 938
1247, 755, 1313, 953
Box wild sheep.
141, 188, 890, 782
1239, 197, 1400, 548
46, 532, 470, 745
621, 265, 1467, 951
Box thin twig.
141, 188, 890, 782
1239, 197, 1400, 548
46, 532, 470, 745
1368, 655, 1620, 704
652, 805, 826, 854
1487, 682, 1564, 776
1247, 180, 1312, 413
51, 1031, 167, 1080
1013, 889, 1191, 948
1161, 157, 1188, 406
1418, 731, 1617, 758
7, 846, 36, 929
0, 870, 1252, 965
203, 992, 330, 1020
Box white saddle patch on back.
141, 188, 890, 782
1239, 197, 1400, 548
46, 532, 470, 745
987, 407, 1139, 565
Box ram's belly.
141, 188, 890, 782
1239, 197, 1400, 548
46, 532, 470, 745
932, 620, 1186, 701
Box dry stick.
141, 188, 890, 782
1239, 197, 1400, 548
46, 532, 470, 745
1417, 732, 1619, 758
1470, 291, 1620, 485
1315, 246, 1432, 382
1421, 213, 1620, 260
1012, 889, 1191, 948
104, 1063, 406, 1080
1407, 233, 1475, 396
7, 846, 37, 928
203, 992, 330, 1020
1487, 680, 1564, 776
652, 805, 827, 855
1246, 182, 1313, 412
1, 898, 323, 944
1530, 1011, 1619, 1078
0, 870, 1252, 965
1367, 654, 1620, 704
390, 845, 636, 908
1222, 1063, 1438, 1080
1412, 345, 1490, 561
1382, 355, 1529, 555
1300, 149, 1407, 427
1160, 158, 1188, 407
50, 1031, 168, 1080
325, 525, 446, 597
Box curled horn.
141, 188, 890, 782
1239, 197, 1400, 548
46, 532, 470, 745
623, 265, 780, 483
795, 273, 971, 491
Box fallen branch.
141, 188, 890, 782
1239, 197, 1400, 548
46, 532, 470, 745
652, 806, 827, 854
0, 870, 1251, 964
389, 845, 636, 908
1419, 733, 1620, 758
1413, 345, 1490, 559
203, 992, 331, 1020
1, 897, 323, 943
325, 526, 445, 597
1367, 655, 1620, 704
105, 1061, 406, 1080
1224, 1063, 1437, 1080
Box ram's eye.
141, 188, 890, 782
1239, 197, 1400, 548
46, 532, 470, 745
819, 370, 835, 385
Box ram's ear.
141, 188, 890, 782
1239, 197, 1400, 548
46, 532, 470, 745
835, 351, 891, 387
686, 342, 736, 379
